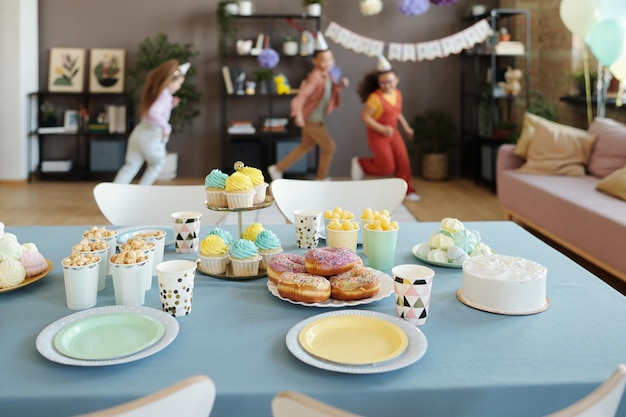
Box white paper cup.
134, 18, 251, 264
71, 244, 109, 292
82, 232, 117, 276
392, 264, 435, 326
325, 225, 359, 253
62, 257, 101, 310
171, 211, 202, 253
110, 258, 149, 306
156, 260, 197, 317
132, 229, 167, 276
293, 209, 323, 249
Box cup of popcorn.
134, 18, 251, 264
120, 238, 155, 291
62, 251, 101, 310
132, 229, 167, 275
72, 239, 109, 292
325, 219, 360, 253
82, 226, 118, 276
109, 251, 150, 306
363, 219, 399, 271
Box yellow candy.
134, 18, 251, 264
390, 221, 399, 229
324, 210, 333, 219
380, 209, 390, 218
333, 207, 342, 214
361, 208, 372, 217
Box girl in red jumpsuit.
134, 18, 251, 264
351, 56, 420, 202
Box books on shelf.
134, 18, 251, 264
228, 119, 255, 134
222, 66, 234, 95
107, 105, 127, 134
41, 160, 72, 172
262, 117, 289, 132
495, 41, 525, 55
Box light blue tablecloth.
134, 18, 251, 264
2, 222, 626, 417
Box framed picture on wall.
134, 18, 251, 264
89, 48, 125, 93
48, 48, 86, 93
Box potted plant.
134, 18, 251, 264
492, 120, 518, 141
282, 36, 299, 56
39, 102, 59, 127
218, 1, 238, 54
411, 109, 456, 180
254, 69, 273, 94
303, 0, 325, 16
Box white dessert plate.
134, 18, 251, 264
116, 226, 174, 247
412, 243, 463, 268
53, 313, 165, 360
196, 260, 267, 281
267, 268, 393, 307
0, 259, 52, 293
36, 306, 178, 366
286, 310, 427, 374
298, 315, 408, 365
456, 289, 551, 316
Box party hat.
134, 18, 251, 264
377, 55, 392, 72
178, 62, 191, 75
315, 31, 329, 51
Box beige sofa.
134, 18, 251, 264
496, 115, 626, 283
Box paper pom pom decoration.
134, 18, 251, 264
430, 0, 458, 5
398, 0, 430, 16
361, 0, 383, 16
258, 48, 279, 69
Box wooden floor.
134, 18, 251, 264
1, 176, 504, 225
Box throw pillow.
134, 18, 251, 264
596, 164, 626, 201
514, 112, 540, 158
518, 117, 597, 176
587, 117, 626, 178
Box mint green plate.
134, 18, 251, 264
53, 313, 165, 360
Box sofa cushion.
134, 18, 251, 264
587, 117, 626, 178
514, 112, 542, 158
596, 164, 626, 201
518, 115, 597, 176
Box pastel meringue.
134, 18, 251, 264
414, 242, 430, 258
0, 259, 26, 288
447, 245, 469, 264
470, 242, 494, 257
427, 248, 449, 263
428, 232, 454, 250
20, 249, 48, 277
441, 217, 465, 234
453, 229, 481, 253
0, 233, 24, 261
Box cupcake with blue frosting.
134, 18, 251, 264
254, 229, 282, 270
229, 239, 262, 276
205, 169, 228, 208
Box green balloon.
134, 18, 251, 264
586, 19, 625, 67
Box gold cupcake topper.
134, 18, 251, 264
233, 161, 245, 171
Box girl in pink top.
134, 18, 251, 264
114, 59, 186, 185
351, 57, 420, 202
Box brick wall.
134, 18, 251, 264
500, 0, 626, 128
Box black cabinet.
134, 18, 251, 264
218, 13, 320, 174
28, 91, 130, 180
460, 9, 530, 191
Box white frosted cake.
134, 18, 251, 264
460, 254, 548, 314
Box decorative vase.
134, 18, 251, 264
422, 153, 449, 181
283, 40, 298, 56
306, 3, 321, 16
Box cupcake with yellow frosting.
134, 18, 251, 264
198, 234, 229, 275
254, 229, 282, 270
229, 239, 262, 276
242, 223, 264, 242
205, 169, 228, 208
225, 171, 256, 209
240, 166, 268, 205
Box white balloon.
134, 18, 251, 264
610, 49, 626, 81
560, 0, 601, 39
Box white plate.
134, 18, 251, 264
286, 310, 427, 374
116, 226, 174, 247
36, 306, 179, 366
267, 269, 393, 307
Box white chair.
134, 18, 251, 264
545, 364, 626, 417
93, 182, 226, 226
272, 391, 365, 417
73, 375, 216, 417
269, 178, 408, 224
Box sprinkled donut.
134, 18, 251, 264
304, 247, 362, 277
267, 253, 306, 284
276, 272, 331, 303
329, 266, 380, 300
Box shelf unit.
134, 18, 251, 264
218, 13, 321, 175
460, 8, 530, 191
28, 91, 130, 181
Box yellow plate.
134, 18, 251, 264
298, 315, 408, 365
